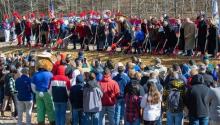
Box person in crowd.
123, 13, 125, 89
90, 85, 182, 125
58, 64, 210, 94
182, 18, 196, 56
99, 68, 120, 125
1, 65, 18, 117
65, 54, 74, 79
15, 17, 24, 46
52, 53, 66, 75
141, 82, 162, 125
69, 74, 85, 125
124, 80, 142, 125
197, 15, 208, 55
113, 63, 130, 125
184, 74, 211, 125
144, 71, 163, 94
32, 19, 41, 47
164, 72, 186, 125
133, 25, 145, 54
83, 73, 103, 125
97, 20, 106, 51
0, 62, 4, 116
31, 59, 55, 125
198, 64, 214, 87
40, 19, 49, 47
207, 19, 219, 58
15, 68, 33, 125
208, 73, 220, 125
2, 18, 11, 43
23, 19, 32, 47
91, 60, 104, 82
49, 65, 71, 125
202, 56, 215, 73
163, 20, 177, 54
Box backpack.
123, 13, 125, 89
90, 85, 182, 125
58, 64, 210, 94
167, 80, 184, 113
83, 87, 103, 113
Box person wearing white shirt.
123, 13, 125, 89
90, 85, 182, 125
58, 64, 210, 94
141, 82, 162, 125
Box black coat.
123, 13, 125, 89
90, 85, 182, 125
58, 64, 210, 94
15, 22, 24, 35
207, 25, 219, 56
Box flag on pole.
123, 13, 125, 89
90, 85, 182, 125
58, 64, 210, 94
49, 0, 55, 18
212, 0, 219, 26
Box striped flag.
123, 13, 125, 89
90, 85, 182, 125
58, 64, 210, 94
212, 0, 219, 26
49, 0, 55, 18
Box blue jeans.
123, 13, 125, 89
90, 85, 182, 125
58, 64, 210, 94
166, 111, 183, 125
100, 105, 115, 125
125, 118, 140, 125
115, 99, 125, 125
156, 110, 162, 125
54, 102, 67, 125
72, 108, 85, 125
189, 116, 209, 125
84, 112, 100, 125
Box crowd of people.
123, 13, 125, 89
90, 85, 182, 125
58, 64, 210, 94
1, 12, 220, 57
0, 49, 219, 125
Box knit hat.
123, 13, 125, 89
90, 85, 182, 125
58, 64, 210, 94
76, 74, 84, 84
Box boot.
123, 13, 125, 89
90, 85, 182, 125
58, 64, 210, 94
49, 121, 55, 125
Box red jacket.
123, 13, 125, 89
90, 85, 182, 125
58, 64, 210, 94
25, 21, 32, 35
99, 75, 120, 106
76, 25, 86, 38
49, 65, 71, 103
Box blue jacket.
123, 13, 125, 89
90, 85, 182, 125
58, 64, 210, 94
134, 30, 145, 42
32, 70, 53, 92
113, 73, 130, 98
15, 75, 33, 101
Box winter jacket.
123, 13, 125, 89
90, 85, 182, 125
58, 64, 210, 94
113, 73, 130, 98
69, 75, 84, 109
4, 73, 17, 95
15, 22, 24, 35
50, 65, 70, 103
15, 75, 33, 101
134, 30, 145, 42
83, 80, 103, 112
184, 74, 211, 118
24, 21, 32, 36
99, 74, 120, 106
209, 87, 220, 122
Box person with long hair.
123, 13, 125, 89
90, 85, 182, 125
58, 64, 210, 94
141, 82, 162, 125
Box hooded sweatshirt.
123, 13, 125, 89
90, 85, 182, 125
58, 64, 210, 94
184, 74, 211, 118
49, 65, 70, 103
99, 74, 120, 106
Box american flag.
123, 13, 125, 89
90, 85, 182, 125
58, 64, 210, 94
211, 0, 220, 35
49, 0, 55, 18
